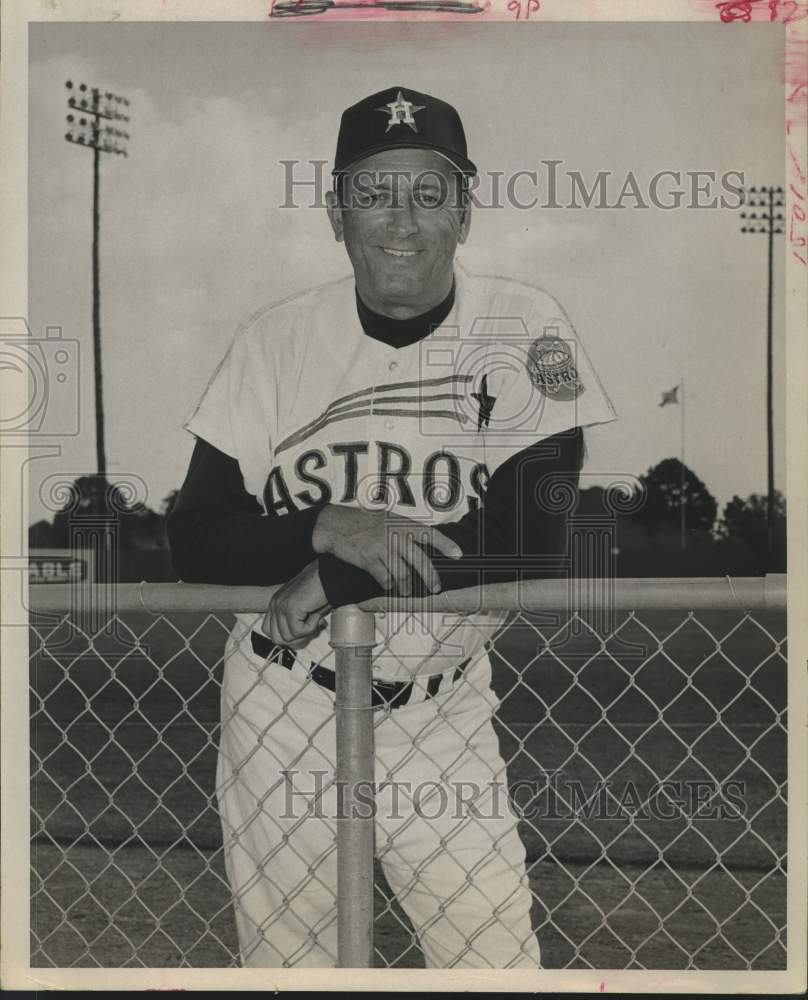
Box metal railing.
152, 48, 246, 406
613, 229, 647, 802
29, 575, 787, 969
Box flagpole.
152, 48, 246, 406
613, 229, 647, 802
680, 377, 686, 550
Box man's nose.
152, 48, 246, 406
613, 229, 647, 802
386, 195, 419, 237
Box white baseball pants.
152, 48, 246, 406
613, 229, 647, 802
215, 635, 541, 969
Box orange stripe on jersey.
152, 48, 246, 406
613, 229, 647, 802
306, 373, 472, 418
275, 375, 473, 454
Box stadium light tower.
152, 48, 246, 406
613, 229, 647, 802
64, 80, 131, 480
739, 185, 784, 552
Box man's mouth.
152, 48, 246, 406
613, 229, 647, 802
380, 247, 420, 258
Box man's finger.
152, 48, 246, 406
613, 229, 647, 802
265, 605, 280, 644
298, 611, 327, 641
281, 604, 308, 646
266, 606, 280, 642
287, 605, 324, 643
388, 536, 414, 595
286, 633, 315, 649
403, 533, 441, 593
384, 533, 411, 595
428, 528, 463, 560
273, 609, 294, 646
368, 555, 394, 590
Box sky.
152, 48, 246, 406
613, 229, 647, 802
27, 21, 786, 524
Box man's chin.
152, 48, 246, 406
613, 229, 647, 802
373, 271, 434, 303
379, 280, 422, 301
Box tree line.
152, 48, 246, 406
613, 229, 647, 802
28, 459, 786, 565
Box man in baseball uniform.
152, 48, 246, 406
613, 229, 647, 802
169, 86, 617, 968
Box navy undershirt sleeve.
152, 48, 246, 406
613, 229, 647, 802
167, 437, 323, 585
168, 427, 583, 600
317, 426, 585, 607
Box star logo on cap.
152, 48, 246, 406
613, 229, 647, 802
376, 90, 425, 133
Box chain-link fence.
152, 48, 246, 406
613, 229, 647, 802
29, 577, 787, 969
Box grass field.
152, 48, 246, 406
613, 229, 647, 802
29, 608, 788, 969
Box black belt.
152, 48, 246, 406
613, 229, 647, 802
250, 631, 470, 711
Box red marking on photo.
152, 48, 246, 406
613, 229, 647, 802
708, 0, 775, 21
508, 0, 540, 19
690, 0, 807, 20
775, 0, 808, 19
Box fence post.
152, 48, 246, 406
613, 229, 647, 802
330, 604, 376, 968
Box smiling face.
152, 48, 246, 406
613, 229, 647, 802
326, 148, 471, 319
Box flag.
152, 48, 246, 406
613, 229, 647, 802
659, 385, 679, 407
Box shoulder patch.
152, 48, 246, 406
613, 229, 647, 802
526, 334, 585, 401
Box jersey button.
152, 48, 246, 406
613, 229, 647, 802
384, 420, 395, 430
388, 361, 398, 372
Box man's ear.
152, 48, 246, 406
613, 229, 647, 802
326, 189, 344, 243
457, 196, 472, 246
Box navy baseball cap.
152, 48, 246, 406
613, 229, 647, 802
333, 86, 477, 178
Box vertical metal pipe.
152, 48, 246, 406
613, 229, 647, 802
680, 377, 686, 550
766, 187, 775, 552
92, 136, 106, 479
330, 605, 376, 968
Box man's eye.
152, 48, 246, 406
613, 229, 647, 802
363, 191, 391, 207
416, 191, 443, 207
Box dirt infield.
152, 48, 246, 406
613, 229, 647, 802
30, 609, 787, 969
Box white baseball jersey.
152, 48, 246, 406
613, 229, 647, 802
184, 261, 617, 681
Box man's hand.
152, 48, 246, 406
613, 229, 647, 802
312, 505, 463, 595
263, 561, 331, 649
